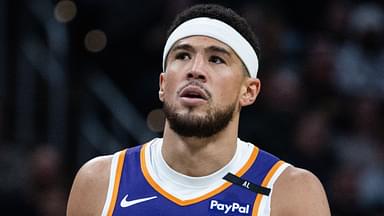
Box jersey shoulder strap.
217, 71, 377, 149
101, 145, 142, 216
248, 149, 290, 215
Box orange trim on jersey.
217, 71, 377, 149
107, 149, 127, 216
140, 143, 259, 206
252, 160, 284, 216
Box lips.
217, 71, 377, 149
179, 86, 209, 100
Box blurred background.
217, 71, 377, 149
1, 0, 384, 215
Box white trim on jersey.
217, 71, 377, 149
257, 162, 290, 215
145, 138, 255, 200
101, 151, 120, 216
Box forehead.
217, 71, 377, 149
171, 36, 235, 54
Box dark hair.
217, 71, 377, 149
167, 4, 260, 58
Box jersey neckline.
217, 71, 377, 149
140, 138, 259, 206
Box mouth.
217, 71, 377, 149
178, 85, 210, 107
179, 86, 209, 100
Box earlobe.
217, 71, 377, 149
159, 90, 164, 102
159, 73, 165, 102
240, 78, 261, 107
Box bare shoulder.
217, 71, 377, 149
271, 166, 331, 216
67, 155, 113, 216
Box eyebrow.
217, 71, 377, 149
171, 44, 195, 53
206, 45, 231, 56
171, 44, 232, 56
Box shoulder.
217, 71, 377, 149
271, 166, 331, 216
66, 154, 114, 216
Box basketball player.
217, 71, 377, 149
67, 4, 330, 215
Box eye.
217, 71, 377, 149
209, 56, 226, 64
175, 52, 191, 60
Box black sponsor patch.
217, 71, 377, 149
223, 173, 271, 196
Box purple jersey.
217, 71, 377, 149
102, 142, 288, 216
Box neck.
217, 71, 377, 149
161, 116, 239, 177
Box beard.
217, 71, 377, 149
163, 101, 236, 138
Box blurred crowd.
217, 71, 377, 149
243, 1, 384, 214
244, 1, 384, 214
1, 0, 384, 215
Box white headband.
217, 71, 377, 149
162, 17, 259, 78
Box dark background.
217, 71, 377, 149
1, 0, 384, 215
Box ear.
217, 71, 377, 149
159, 72, 165, 102
239, 78, 261, 107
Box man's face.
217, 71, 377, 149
159, 36, 255, 137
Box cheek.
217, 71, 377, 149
162, 75, 179, 100
167, 60, 187, 73
214, 81, 241, 104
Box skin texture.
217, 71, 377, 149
159, 36, 260, 177
66, 36, 330, 216
67, 156, 112, 215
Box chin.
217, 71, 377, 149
163, 100, 236, 138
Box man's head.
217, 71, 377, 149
164, 4, 260, 78
159, 4, 261, 138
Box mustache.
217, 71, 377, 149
177, 80, 212, 99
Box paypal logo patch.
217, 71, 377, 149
209, 199, 250, 215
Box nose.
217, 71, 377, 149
187, 54, 207, 81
